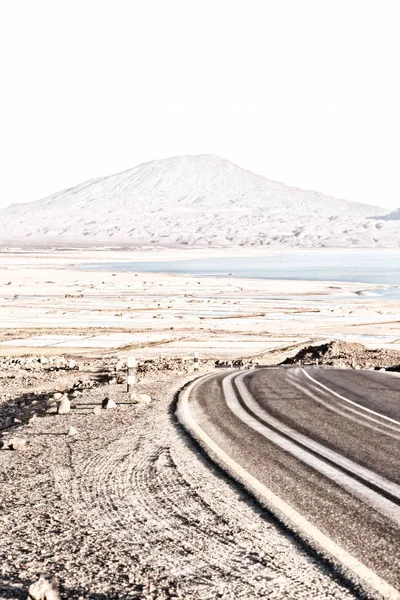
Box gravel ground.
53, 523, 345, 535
1, 361, 364, 599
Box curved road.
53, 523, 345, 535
178, 367, 400, 596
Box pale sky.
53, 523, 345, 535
1, 0, 399, 211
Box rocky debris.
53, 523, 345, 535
0, 355, 80, 372
215, 358, 257, 369
57, 396, 70, 415
0, 436, 27, 450
115, 359, 126, 371
28, 573, 61, 600
114, 356, 213, 378
282, 339, 400, 370
102, 397, 117, 410
71, 378, 99, 390
67, 425, 78, 436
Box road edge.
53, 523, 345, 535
176, 373, 400, 600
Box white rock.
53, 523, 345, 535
57, 396, 70, 415
67, 426, 78, 436
93, 406, 102, 416
129, 391, 141, 404
9, 437, 27, 451
102, 397, 117, 409
139, 394, 152, 405
28, 573, 61, 600
53, 392, 63, 400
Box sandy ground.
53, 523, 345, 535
1, 359, 364, 600
0, 250, 399, 359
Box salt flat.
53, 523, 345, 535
1, 249, 399, 359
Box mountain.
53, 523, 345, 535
0, 154, 398, 248
382, 207, 400, 221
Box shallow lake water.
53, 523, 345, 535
79, 249, 400, 298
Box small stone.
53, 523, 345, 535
28, 573, 61, 600
67, 426, 78, 436
68, 359, 78, 370
53, 393, 63, 400
9, 437, 27, 451
139, 394, 151, 405
57, 396, 70, 415
102, 397, 117, 409
93, 406, 102, 416
129, 391, 141, 404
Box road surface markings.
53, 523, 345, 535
235, 373, 400, 502
301, 368, 400, 427
223, 373, 400, 526
286, 369, 400, 439
177, 373, 400, 600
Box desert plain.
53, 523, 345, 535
1, 248, 399, 600
0, 248, 399, 359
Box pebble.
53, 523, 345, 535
129, 391, 142, 403
67, 426, 78, 436
129, 392, 152, 404
28, 573, 61, 600
5, 437, 27, 451
57, 396, 71, 415
139, 394, 152, 405
102, 397, 117, 409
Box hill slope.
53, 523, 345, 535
0, 154, 398, 248
382, 207, 400, 221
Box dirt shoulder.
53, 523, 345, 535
1, 358, 361, 599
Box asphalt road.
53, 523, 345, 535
185, 367, 400, 591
